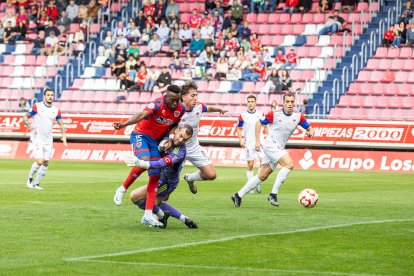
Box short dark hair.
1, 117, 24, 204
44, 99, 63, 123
180, 124, 194, 137
283, 93, 295, 102
181, 81, 198, 96
247, 95, 256, 101
43, 87, 54, 95
167, 84, 181, 94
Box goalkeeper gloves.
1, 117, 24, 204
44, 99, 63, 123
125, 155, 150, 169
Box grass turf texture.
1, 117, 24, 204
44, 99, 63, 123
0, 159, 412, 275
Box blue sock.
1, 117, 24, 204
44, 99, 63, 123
159, 202, 182, 219
134, 199, 161, 213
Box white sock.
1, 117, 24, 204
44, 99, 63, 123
271, 167, 291, 195
238, 175, 262, 198
144, 210, 153, 217
29, 163, 40, 178
118, 186, 126, 192
154, 209, 164, 219
246, 170, 253, 180
33, 165, 48, 185
187, 171, 203, 182
179, 215, 188, 223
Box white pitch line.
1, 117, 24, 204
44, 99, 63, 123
73, 259, 384, 276
65, 218, 413, 262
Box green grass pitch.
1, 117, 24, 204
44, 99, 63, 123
0, 159, 413, 275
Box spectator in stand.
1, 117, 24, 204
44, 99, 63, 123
238, 21, 251, 41
189, 32, 205, 56
77, 4, 89, 23
45, 20, 60, 37
169, 22, 180, 40
66, 0, 79, 23
41, 31, 59, 55
231, 0, 244, 25
183, 51, 194, 69
225, 32, 240, 55
166, 0, 179, 17
29, 0, 40, 21
57, 11, 70, 34
280, 69, 292, 91
318, 10, 346, 37
144, 33, 162, 56
121, 64, 137, 90
240, 54, 266, 83
126, 54, 137, 70
179, 23, 193, 46
189, 9, 202, 32
271, 100, 278, 111
88, 0, 100, 21
56, 34, 69, 55
318, 0, 333, 13
206, 0, 216, 12
99, 30, 115, 57
284, 48, 297, 69
401, 0, 413, 24
406, 22, 414, 46
274, 49, 287, 69
127, 41, 140, 59
14, 21, 27, 41
262, 47, 273, 67
210, 10, 223, 29
214, 56, 229, 80
399, 21, 407, 44
200, 20, 215, 47
135, 10, 146, 32
127, 20, 142, 42
155, 66, 172, 91
261, 69, 281, 94
250, 33, 261, 53
114, 21, 127, 37
212, 1, 224, 17
0, 22, 4, 43
213, 33, 225, 56
111, 54, 126, 78
283, 0, 299, 15
169, 50, 182, 71
31, 29, 46, 55
383, 25, 395, 48
16, 7, 29, 27
195, 46, 215, 68
240, 36, 250, 52
4, 23, 15, 44
340, 0, 356, 12
298, 0, 312, 13
168, 32, 182, 56
18, 97, 31, 113
155, 0, 168, 22
250, 0, 265, 14
299, 99, 311, 116
144, 65, 160, 91
167, 10, 179, 29
130, 64, 148, 91
226, 21, 239, 38
265, 0, 278, 13
143, 0, 156, 18
392, 23, 403, 48
3, 11, 16, 27
114, 33, 129, 57
156, 19, 171, 44
46, 0, 59, 21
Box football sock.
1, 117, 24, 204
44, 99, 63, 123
153, 206, 164, 219
145, 174, 160, 211
29, 162, 40, 178
238, 175, 261, 198
179, 215, 187, 223
122, 167, 145, 189
246, 170, 253, 180
159, 202, 182, 219
33, 165, 48, 185
187, 171, 203, 182
271, 167, 291, 195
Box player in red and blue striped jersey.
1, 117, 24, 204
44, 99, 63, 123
113, 85, 184, 227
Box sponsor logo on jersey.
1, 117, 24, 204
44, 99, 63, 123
148, 103, 155, 109
156, 116, 174, 125
174, 111, 180, 117
136, 141, 142, 148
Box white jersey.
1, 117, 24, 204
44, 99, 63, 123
237, 109, 264, 148
263, 109, 308, 149
29, 102, 62, 144
178, 103, 207, 150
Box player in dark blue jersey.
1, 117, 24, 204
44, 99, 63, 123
126, 124, 197, 228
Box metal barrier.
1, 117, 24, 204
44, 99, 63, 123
66, 63, 74, 88
351, 53, 359, 81
378, 18, 386, 43
332, 78, 340, 102
342, 31, 350, 51
369, 30, 377, 57
100, 30, 106, 43
387, 7, 395, 29
360, 42, 368, 67
77, 52, 85, 76
396, 0, 402, 17
121, 8, 128, 24
54, 74, 63, 97
323, 90, 330, 114
88, 40, 97, 66
312, 103, 320, 119
111, 19, 117, 32
341, 66, 349, 95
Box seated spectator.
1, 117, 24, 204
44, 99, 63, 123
228, 49, 238, 66
14, 21, 27, 42
178, 23, 192, 46
129, 64, 148, 91
299, 99, 312, 116
183, 51, 194, 69
29, 0, 40, 21
16, 7, 29, 27
280, 69, 292, 91
77, 4, 89, 23
189, 9, 202, 31
88, 0, 100, 21
231, 0, 243, 25
318, 0, 333, 13
215, 56, 229, 80
144, 33, 162, 56
127, 20, 142, 42
227, 64, 242, 80
156, 19, 171, 45
195, 46, 215, 68
401, 0, 413, 24
31, 30, 46, 55
250, 33, 261, 53
45, 20, 60, 37
271, 100, 278, 111
250, 0, 265, 14
224, 32, 240, 55
392, 23, 403, 48
143, 0, 156, 18
99, 30, 115, 57
406, 22, 414, 46
261, 69, 281, 94
111, 54, 126, 78
3, 11, 16, 27
166, 0, 179, 17
168, 32, 182, 56
167, 10, 179, 29
240, 36, 250, 52
127, 41, 140, 58
154, 0, 167, 23
141, 22, 154, 45
56, 35, 69, 56
238, 21, 251, 41
41, 31, 59, 55
273, 49, 287, 69
200, 20, 214, 47
144, 65, 160, 91
318, 10, 346, 37
135, 10, 146, 32
114, 21, 127, 37
114, 33, 129, 57
18, 97, 30, 112
73, 38, 85, 56
57, 11, 70, 34
340, 0, 356, 12
284, 48, 297, 70
298, 0, 312, 13
283, 0, 299, 15
206, 0, 216, 12
400, 21, 407, 44
226, 21, 239, 38
66, 0, 79, 23
0, 22, 4, 43
126, 54, 137, 69
189, 32, 205, 56
210, 10, 223, 29
169, 50, 183, 71
240, 54, 266, 83
383, 25, 395, 48
156, 66, 172, 89
46, 0, 59, 21
121, 65, 137, 90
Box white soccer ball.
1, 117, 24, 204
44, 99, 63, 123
298, 189, 318, 208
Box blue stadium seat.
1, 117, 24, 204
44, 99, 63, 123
230, 81, 243, 93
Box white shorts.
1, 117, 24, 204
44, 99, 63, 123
261, 143, 288, 171
31, 140, 53, 160
186, 144, 212, 168
241, 148, 264, 161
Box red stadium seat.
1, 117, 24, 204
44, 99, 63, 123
371, 83, 385, 96
356, 71, 370, 82
375, 47, 387, 58
387, 48, 400, 58
256, 14, 268, 24
258, 25, 270, 35
376, 96, 390, 108
292, 24, 305, 35
378, 59, 391, 70
394, 71, 408, 83
138, 92, 151, 103
297, 47, 309, 58
401, 97, 414, 109
408, 72, 414, 83
291, 13, 302, 24
208, 93, 222, 105
245, 14, 257, 23
240, 82, 255, 93
390, 59, 404, 71
261, 35, 272, 46
384, 83, 398, 96
337, 95, 352, 107
399, 47, 412, 58
381, 109, 394, 119
347, 83, 360, 95
313, 13, 325, 24
393, 109, 407, 119
301, 14, 313, 24
360, 83, 374, 95
350, 95, 364, 107
305, 36, 318, 46
356, 2, 369, 12
206, 81, 220, 93
389, 96, 403, 108
366, 108, 381, 119
256, 94, 268, 105
399, 84, 412, 96
403, 59, 414, 71
281, 25, 293, 35
364, 96, 377, 107
72, 102, 84, 111
369, 71, 383, 82
268, 13, 279, 23
278, 14, 290, 24
308, 47, 321, 58
365, 59, 379, 70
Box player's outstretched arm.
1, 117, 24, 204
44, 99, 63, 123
305, 126, 315, 137
113, 110, 149, 130
57, 119, 67, 146
207, 106, 228, 114
126, 149, 185, 169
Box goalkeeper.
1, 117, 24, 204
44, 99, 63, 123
125, 124, 198, 229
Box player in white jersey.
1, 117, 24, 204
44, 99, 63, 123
231, 94, 315, 207
180, 81, 227, 194
23, 88, 67, 189
237, 95, 265, 194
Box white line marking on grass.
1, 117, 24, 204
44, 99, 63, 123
73, 259, 384, 276
65, 218, 413, 262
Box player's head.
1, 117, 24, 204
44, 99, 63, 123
181, 81, 198, 109
43, 88, 55, 105
173, 124, 193, 146
282, 94, 295, 114
164, 85, 182, 110
246, 95, 256, 112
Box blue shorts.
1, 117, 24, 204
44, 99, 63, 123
130, 132, 161, 175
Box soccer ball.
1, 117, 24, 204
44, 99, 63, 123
298, 189, 318, 208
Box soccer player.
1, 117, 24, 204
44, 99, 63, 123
23, 88, 67, 189
237, 95, 265, 194
231, 94, 315, 207
113, 85, 184, 227
180, 81, 228, 194
125, 124, 198, 229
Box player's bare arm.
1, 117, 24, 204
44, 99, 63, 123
255, 120, 261, 151
305, 126, 315, 137
207, 106, 228, 114
57, 119, 67, 146
113, 110, 149, 130
236, 126, 245, 148
23, 112, 36, 134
